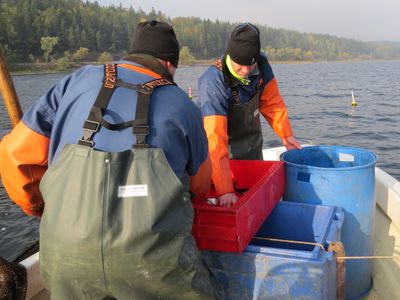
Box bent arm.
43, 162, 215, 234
0, 122, 49, 217
259, 78, 293, 138
190, 154, 211, 200
203, 115, 234, 196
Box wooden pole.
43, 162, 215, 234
328, 241, 346, 300
0, 48, 28, 299
0, 47, 23, 128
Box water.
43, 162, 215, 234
0, 60, 399, 261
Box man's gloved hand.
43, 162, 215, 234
218, 192, 239, 208
0, 256, 27, 300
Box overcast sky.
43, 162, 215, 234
90, 0, 400, 42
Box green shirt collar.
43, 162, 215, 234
226, 54, 259, 85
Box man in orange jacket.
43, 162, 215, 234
198, 23, 302, 207
0, 21, 221, 299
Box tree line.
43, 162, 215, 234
1, 0, 400, 68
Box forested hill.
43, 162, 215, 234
1, 0, 400, 65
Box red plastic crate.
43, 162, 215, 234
192, 160, 285, 253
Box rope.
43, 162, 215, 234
253, 236, 400, 261
337, 255, 400, 260
252, 236, 326, 251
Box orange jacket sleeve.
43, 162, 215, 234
190, 154, 211, 200
259, 78, 293, 138
203, 115, 234, 196
0, 121, 49, 217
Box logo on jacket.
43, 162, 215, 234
104, 64, 117, 89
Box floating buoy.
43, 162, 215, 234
351, 90, 358, 106
188, 86, 193, 100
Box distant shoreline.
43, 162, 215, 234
10, 58, 400, 75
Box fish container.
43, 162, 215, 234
202, 201, 344, 300
192, 160, 285, 253
280, 145, 377, 300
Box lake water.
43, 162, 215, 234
1, 60, 399, 261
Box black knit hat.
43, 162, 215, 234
226, 23, 261, 65
131, 20, 180, 67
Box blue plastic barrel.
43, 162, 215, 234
280, 145, 377, 300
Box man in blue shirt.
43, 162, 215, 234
0, 21, 220, 299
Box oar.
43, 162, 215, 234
0, 46, 23, 127
0, 47, 28, 300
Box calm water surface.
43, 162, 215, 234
1, 60, 399, 261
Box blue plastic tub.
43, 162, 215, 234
280, 145, 377, 299
203, 201, 344, 300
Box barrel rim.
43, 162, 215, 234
280, 145, 378, 171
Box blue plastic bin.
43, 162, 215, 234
280, 145, 377, 300
203, 201, 344, 300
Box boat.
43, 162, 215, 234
1, 49, 399, 300
15, 146, 399, 300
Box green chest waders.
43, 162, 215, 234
227, 88, 263, 160
39, 64, 219, 300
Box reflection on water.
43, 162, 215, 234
0, 60, 399, 260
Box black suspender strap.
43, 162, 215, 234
79, 64, 118, 147
133, 78, 175, 148
132, 92, 151, 148
78, 63, 175, 148
94, 82, 151, 131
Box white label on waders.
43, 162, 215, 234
118, 184, 148, 197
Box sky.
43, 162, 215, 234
91, 0, 400, 42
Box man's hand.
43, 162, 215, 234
282, 136, 302, 150
218, 192, 239, 208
